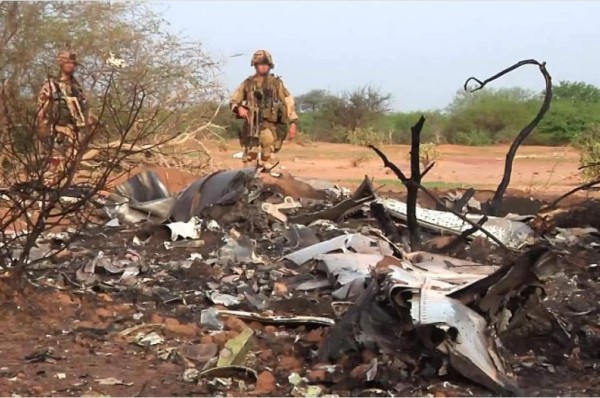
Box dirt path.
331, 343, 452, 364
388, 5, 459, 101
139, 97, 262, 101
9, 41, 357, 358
205, 141, 581, 194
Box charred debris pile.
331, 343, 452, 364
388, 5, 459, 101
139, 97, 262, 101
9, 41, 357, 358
13, 156, 600, 396
6, 60, 600, 396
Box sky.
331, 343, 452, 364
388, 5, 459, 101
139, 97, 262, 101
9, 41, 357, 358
160, 1, 600, 111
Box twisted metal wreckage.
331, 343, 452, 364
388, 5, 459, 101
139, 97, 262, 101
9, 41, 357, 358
85, 60, 600, 395
10, 59, 599, 395
101, 158, 565, 395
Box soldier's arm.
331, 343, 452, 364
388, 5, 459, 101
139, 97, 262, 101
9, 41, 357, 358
280, 82, 298, 123
229, 81, 246, 114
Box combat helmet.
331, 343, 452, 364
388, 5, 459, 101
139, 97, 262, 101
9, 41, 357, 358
250, 50, 274, 69
56, 50, 78, 66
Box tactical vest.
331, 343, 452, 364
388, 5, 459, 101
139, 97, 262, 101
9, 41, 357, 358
49, 79, 86, 127
242, 74, 289, 125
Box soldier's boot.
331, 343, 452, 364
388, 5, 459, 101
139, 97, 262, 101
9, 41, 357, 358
243, 149, 259, 167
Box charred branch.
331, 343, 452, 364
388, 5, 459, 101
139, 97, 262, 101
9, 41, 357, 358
370, 144, 509, 251
465, 59, 553, 216
550, 177, 600, 208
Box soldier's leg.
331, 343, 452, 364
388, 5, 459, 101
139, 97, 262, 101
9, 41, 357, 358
259, 128, 275, 163
244, 136, 260, 164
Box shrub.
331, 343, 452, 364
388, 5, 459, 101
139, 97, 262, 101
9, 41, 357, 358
346, 127, 385, 147
573, 123, 600, 181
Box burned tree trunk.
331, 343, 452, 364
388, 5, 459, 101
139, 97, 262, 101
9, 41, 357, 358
369, 116, 427, 250
464, 59, 553, 216
406, 116, 426, 250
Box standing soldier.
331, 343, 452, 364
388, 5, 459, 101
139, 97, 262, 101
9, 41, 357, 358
36, 50, 88, 180
230, 50, 298, 167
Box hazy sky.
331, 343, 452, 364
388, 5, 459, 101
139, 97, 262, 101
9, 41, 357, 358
161, 1, 600, 111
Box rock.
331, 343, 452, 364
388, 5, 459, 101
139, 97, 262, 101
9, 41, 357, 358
248, 321, 264, 331
51, 249, 73, 264
212, 332, 230, 346
164, 318, 198, 337
200, 335, 214, 344
423, 236, 456, 251
361, 349, 377, 363
98, 293, 113, 302
96, 308, 113, 320
307, 369, 327, 382
305, 328, 323, 343
258, 349, 273, 361
181, 343, 218, 364
255, 371, 277, 394
279, 356, 303, 372
224, 316, 248, 333
264, 325, 278, 334
273, 282, 288, 296
350, 364, 369, 379
150, 314, 164, 324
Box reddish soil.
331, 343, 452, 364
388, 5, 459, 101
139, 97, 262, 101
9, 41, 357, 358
0, 142, 596, 396
206, 141, 582, 195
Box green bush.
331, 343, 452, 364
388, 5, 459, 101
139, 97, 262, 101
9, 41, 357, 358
573, 123, 600, 181
346, 127, 385, 147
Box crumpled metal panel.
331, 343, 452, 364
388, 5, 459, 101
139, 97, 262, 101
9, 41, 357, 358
410, 289, 520, 395
115, 170, 170, 203
169, 168, 259, 222
382, 198, 534, 249
284, 233, 393, 265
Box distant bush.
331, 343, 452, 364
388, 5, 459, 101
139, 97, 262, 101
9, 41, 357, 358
573, 123, 600, 181
346, 127, 385, 147
294, 80, 600, 147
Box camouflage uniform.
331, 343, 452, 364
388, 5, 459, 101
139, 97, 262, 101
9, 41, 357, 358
230, 50, 298, 164
36, 51, 88, 163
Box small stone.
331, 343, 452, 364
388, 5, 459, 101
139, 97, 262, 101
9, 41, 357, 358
224, 316, 248, 333
307, 369, 327, 382
51, 249, 73, 264
279, 356, 302, 372
212, 332, 229, 346
305, 328, 323, 343
98, 293, 113, 302
258, 349, 273, 361
273, 282, 288, 296
264, 325, 277, 334
255, 371, 276, 394
150, 314, 163, 324
164, 318, 198, 337
248, 321, 264, 331
200, 335, 214, 344
351, 364, 369, 379
361, 349, 377, 363
96, 308, 113, 320
181, 343, 218, 364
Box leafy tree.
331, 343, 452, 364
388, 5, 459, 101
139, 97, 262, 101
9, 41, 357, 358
295, 89, 337, 113
553, 81, 600, 103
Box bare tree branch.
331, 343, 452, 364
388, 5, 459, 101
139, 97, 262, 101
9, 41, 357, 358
465, 59, 553, 215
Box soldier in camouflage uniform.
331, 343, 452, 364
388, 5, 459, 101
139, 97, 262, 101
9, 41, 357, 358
36, 50, 88, 178
230, 50, 298, 166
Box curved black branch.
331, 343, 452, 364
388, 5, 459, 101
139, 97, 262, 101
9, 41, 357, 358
465, 59, 553, 215
550, 178, 600, 208
369, 145, 509, 251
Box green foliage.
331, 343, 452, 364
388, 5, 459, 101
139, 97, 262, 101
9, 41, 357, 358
573, 123, 600, 181
295, 81, 600, 147
346, 126, 385, 147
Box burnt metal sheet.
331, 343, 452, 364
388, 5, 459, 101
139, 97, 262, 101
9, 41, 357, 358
169, 168, 259, 222
115, 170, 170, 203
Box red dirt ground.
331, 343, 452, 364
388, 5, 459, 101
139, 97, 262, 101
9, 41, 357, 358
206, 140, 582, 194
0, 142, 594, 397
